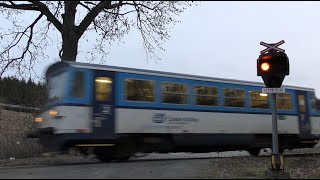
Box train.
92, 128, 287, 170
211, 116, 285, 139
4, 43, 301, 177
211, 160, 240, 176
27, 61, 320, 162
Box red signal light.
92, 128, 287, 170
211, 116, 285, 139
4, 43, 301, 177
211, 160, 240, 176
261, 62, 270, 71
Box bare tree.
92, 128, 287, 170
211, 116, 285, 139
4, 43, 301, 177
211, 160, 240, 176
0, 1, 196, 78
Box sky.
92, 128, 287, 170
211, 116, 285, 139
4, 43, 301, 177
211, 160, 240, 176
3, 1, 320, 96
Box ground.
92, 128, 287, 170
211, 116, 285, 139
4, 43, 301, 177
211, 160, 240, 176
208, 156, 320, 179
1, 154, 320, 179
0, 108, 42, 159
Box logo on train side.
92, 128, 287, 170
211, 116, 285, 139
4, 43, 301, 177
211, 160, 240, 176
152, 113, 167, 123
152, 113, 199, 124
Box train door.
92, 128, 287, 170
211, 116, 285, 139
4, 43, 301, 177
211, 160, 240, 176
296, 91, 311, 138
92, 70, 115, 138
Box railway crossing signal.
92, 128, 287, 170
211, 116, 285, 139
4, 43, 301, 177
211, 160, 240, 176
257, 40, 289, 88
257, 40, 290, 175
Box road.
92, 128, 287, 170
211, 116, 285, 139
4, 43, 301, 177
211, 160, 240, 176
0, 158, 213, 179
1, 146, 319, 179
0, 151, 255, 179
0, 149, 292, 179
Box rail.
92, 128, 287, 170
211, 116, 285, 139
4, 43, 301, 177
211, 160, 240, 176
0, 103, 40, 113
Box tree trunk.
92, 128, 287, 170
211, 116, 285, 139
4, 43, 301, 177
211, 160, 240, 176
61, 33, 79, 62
60, 2, 79, 62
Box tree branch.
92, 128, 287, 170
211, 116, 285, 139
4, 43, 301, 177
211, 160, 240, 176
0, 13, 44, 77
79, 1, 91, 11
77, 1, 125, 38
0, 2, 38, 10
46, 1, 63, 30
29, 1, 62, 32
118, 1, 158, 11
0, 1, 62, 32
103, 9, 136, 16
83, 1, 97, 6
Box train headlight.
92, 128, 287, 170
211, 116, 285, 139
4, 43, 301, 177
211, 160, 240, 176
35, 117, 43, 123
49, 110, 59, 118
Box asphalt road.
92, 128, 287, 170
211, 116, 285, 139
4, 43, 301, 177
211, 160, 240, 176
0, 149, 285, 179
0, 151, 255, 179
0, 158, 214, 179
1, 146, 320, 179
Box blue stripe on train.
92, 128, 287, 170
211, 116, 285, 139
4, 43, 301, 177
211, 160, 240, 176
41, 103, 317, 117
114, 105, 299, 116
40, 102, 320, 117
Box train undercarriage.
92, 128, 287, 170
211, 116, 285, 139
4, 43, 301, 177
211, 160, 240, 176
36, 133, 319, 162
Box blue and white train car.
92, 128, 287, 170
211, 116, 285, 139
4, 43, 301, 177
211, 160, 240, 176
28, 61, 320, 162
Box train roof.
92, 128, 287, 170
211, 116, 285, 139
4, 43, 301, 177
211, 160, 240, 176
46, 61, 315, 92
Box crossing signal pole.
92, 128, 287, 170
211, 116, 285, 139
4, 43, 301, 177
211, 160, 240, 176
257, 40, 290, 175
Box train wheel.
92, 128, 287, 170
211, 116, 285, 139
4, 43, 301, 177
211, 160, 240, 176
112, 142, 136, 162
113, 155, 131, 162
248, 148, 261, 156
93, 147, 113, 163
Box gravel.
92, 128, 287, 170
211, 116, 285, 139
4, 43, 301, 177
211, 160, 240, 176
207, 156, 320, 179
0, 155, 98, 168
0, 109, 43, 159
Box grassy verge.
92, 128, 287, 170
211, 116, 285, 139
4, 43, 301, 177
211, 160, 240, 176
208, 156, 320, 179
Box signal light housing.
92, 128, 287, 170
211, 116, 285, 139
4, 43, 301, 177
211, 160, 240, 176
257, 50, 289, 88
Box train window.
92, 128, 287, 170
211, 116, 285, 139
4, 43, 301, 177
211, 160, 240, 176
162, 83, 188, 104
47, 71, 68, 102
224, 88, 245, 108
194, 86, 218, 106
298, 95, 306, 112
125, 79, 155, 102
310, 92, 320, 112
276, 93, 292, 110
249, 91, 269, 109
95, 77, 112, 101
70, 71, 85, 98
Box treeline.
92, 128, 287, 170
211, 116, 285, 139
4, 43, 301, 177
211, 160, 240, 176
0, 76, 48, 108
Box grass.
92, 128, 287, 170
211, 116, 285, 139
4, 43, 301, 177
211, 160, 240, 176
206, 155, 320, 179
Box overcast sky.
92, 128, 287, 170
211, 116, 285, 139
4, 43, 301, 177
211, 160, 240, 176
3, 1, 320, 96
